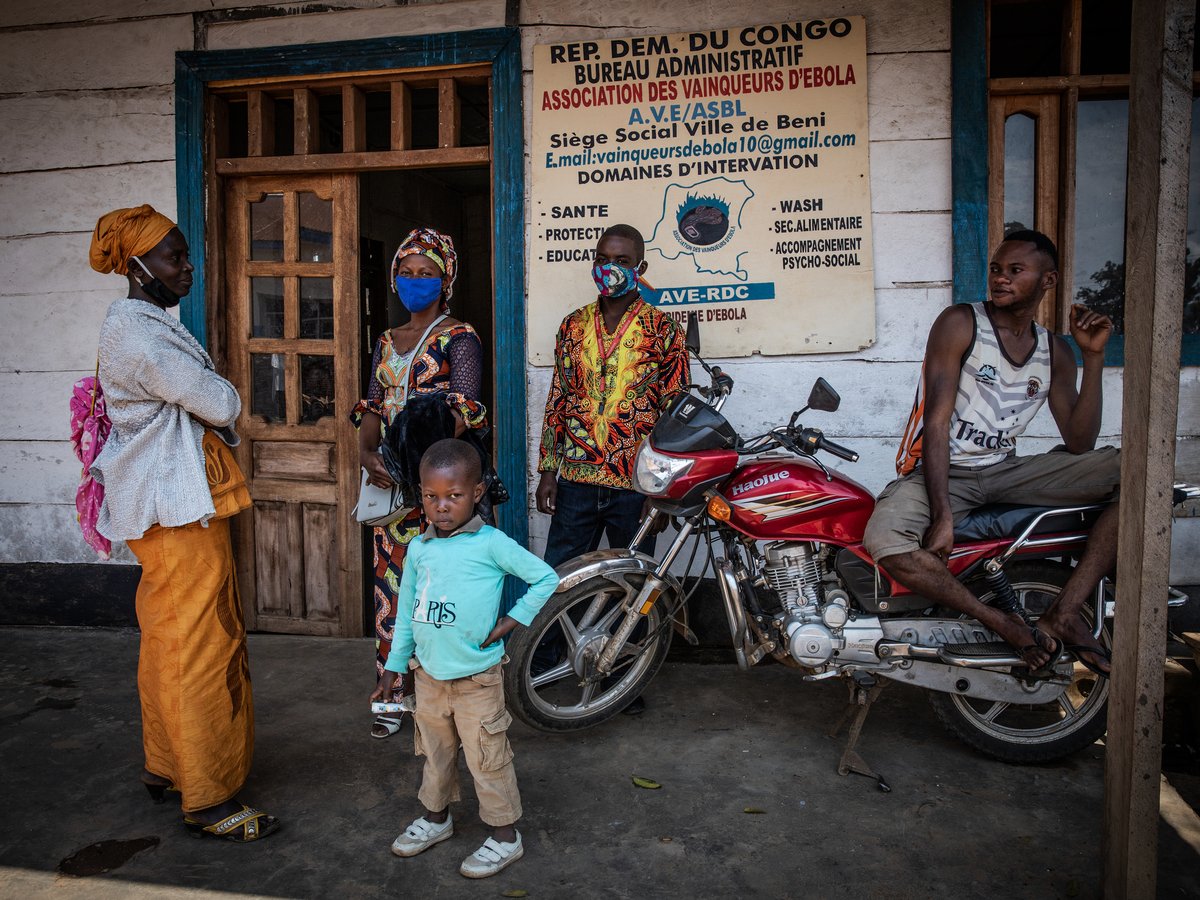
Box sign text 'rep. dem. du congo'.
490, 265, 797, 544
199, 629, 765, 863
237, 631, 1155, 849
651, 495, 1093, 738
528, 18, 875, 362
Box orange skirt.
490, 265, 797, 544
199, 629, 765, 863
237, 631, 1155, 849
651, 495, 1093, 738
126, 433, 254, 812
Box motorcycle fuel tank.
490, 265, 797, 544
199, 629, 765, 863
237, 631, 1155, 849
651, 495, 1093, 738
723, 458, 875, 544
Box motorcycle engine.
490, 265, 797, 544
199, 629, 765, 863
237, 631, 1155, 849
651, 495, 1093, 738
762, 542, 851, 667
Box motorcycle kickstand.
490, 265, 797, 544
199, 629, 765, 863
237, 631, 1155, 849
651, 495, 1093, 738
827, 676, 891, 793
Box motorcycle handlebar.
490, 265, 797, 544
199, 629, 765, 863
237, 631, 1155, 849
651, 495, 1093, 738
792, 427, 859, 463
710, 366, 734, 395
818, 435, 859, 463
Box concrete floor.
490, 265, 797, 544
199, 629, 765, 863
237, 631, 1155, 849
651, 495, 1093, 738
1, 627, 1198, 900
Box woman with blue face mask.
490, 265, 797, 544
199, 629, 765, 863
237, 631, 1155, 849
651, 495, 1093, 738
351, 227, 488, 739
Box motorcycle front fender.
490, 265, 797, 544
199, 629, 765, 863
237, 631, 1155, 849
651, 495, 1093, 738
552, 549, 694, 643
553, 548, 681, 595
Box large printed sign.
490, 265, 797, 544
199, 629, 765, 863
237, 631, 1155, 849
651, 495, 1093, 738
529, 17, 875, 362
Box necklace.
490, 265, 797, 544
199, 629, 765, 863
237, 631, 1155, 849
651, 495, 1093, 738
594, 300, 639, 415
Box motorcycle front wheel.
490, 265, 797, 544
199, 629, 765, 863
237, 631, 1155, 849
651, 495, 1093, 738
505, 570, 674, 732
927, 560, 1110, 763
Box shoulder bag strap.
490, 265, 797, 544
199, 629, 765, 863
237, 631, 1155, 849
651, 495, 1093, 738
398, 313, 449, 408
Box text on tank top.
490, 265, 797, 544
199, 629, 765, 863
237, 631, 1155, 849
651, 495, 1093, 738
949, 303, 1052, 467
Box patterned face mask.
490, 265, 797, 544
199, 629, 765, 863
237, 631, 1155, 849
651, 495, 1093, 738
592, 262, 640, 297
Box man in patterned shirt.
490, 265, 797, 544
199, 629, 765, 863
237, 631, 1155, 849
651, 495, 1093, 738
536, 224, 688, 569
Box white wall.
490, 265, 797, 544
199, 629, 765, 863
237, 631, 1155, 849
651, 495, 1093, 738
0, 0, 1196, 577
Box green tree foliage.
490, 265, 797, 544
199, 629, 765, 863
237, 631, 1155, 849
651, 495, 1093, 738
1075, 251, 1200, 335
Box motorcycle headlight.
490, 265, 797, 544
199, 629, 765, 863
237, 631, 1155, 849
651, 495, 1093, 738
634, 443, 694, 496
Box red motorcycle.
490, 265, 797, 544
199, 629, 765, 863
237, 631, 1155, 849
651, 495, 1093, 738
506, 316, 1193, 766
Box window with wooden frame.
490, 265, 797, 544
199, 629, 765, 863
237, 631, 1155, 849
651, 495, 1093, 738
987, 0, 1199, 352
208, 66, 492, 173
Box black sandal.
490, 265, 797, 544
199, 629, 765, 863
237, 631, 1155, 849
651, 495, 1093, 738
141, 772, 177, 804
1065, 642, 1112, 678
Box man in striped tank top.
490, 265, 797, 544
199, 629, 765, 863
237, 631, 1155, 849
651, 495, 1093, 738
864, 231, 1118, 676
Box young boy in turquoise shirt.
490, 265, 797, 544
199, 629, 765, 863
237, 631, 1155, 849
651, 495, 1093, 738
371, 438, 558, 879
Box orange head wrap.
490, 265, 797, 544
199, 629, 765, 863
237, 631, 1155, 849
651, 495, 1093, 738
89, 204, 177, 276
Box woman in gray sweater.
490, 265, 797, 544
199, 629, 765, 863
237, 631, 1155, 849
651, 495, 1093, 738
89, 205, 278, 843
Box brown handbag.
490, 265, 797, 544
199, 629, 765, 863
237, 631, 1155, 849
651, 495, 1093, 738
203, 431, 252, 519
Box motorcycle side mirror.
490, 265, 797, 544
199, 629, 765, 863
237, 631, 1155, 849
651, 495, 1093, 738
685, 312, 701, 355
807, 377, 840, 412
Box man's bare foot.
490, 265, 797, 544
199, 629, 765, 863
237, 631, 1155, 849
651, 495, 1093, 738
1016, 624, 1061, 671
1037, 616, 1111, 676
991, 611, 1059, 670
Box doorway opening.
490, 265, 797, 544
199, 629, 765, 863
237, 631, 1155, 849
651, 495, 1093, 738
358, 167, 493, 629
359, 168, 494, 416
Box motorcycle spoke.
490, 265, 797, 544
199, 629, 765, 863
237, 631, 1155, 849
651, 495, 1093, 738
558, 614, 583, 651
1057, 694, 1080, 720
530, 660, 576, 689
595, 601, 627, 632
578, 681, 597, 706
980, 701, 1010, 724
577, 594, 611, 630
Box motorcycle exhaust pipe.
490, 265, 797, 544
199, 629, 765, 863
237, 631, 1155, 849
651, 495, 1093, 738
715, 558, 751, 672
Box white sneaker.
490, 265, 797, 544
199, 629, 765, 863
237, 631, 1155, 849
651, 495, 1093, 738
459, 832, 523, 878
390, 815, 454, 857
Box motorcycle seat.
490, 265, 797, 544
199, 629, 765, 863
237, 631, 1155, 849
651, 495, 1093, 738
953, 503, 1103, 543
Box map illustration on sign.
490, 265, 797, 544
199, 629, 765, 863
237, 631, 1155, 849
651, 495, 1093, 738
647, 177, 754, 280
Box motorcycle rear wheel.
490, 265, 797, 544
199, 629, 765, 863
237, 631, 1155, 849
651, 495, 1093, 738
927, 560, 1110, 763
505, 570, 674, 732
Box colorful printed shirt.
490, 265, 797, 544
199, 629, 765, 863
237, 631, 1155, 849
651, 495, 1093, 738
539, 296, 688, 489
352, 323, 487, 431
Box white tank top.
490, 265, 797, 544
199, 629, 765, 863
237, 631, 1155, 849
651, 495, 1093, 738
948, 303, 1053, 468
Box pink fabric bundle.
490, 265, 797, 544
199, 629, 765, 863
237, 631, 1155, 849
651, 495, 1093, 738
70, 375, 112, 559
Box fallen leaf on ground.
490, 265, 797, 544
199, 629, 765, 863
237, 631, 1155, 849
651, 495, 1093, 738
632, 776, 662, 789
743, 807, 766, 814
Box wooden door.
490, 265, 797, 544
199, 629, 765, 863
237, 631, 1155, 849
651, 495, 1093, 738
224, 174, 362, 636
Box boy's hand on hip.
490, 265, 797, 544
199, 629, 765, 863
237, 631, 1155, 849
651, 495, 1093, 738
482, 616, 519, 648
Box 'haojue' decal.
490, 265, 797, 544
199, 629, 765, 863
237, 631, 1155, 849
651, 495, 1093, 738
730, 490, 848, 522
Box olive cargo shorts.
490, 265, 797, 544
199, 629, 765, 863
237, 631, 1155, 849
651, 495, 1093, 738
863, 447, 1121, 563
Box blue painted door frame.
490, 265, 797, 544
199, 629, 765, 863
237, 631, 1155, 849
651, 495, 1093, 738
174, 28, 528, 547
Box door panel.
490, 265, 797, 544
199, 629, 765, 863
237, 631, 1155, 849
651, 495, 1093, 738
224, 173, 362, 636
